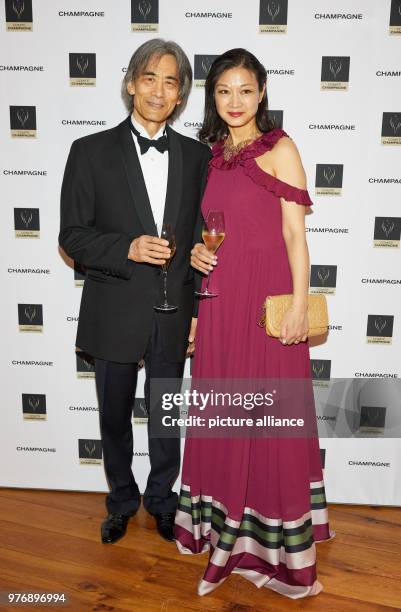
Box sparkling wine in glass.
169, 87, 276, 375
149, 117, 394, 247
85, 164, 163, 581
195, 210, 225, 298
154, 223, 177, 312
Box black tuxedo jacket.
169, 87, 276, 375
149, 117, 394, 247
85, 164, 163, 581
59, 117, 211, 363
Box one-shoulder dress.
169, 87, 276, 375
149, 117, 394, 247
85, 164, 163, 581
174, 130, 334, 599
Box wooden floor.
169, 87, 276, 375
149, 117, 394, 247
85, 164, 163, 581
0, 489, 400, 611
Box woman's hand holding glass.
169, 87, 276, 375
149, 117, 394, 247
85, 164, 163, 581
190, 243, 217, 275
193, 210, 225, 297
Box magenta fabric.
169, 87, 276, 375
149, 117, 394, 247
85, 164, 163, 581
176, 130, 332, 596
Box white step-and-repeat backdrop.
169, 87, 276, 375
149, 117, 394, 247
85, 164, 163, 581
1, 0, 400, 505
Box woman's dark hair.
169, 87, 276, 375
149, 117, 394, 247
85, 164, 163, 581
199, 48, 275, 145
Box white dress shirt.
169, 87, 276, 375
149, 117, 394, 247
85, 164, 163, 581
130, 115, 169, 236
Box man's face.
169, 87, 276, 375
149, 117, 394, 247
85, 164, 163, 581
127, 53, 182, 125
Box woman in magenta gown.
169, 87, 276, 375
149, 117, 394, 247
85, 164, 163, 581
175, 49, 333, 599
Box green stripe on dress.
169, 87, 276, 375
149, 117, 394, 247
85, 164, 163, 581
242, 513, 282, 533
178, 484, 328, 555
311, 487, 326, 497
179, 495, 192, 508
240, 520, 283, 543
311, 493, 326, 504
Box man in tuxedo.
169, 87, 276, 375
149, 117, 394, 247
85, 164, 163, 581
59, 40, 211, 543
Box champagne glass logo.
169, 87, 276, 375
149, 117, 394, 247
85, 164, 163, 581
24, 306, 36, 323
389, 114, 401, 134
28, 396, 39, 411
317, 267, 330, 286
17, 108, 29, 128
80, 357, 93, 370
323, 167, 336, 185
374, 317, 387, 335
20, 209, 33, 228
329, 59, 342, 79
267, 1, 280, 21
201, 57, 213, 76
84, 441, 96, 456
269, 112, 278, 127
312, 362, 324, 378
138, 0, 151, 20
76, 55, 89, 75
137, 400, 147, 416
381, 218, 394, 238
12, 0, 25, 19
365, 407, 382, 427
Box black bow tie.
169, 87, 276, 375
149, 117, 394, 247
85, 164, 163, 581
129, 120, 169, 155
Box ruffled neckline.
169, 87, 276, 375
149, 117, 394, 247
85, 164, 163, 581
211, 128, 288, 170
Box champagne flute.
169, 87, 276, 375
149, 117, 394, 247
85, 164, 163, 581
195, 210, 225, 298
154, 223, 177, 312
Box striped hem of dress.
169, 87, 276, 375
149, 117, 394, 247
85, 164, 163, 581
174, 480, 335, 599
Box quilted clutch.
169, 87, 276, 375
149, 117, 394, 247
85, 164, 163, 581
259, 294, 328, 338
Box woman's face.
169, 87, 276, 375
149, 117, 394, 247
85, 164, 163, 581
214, 66, 264, 130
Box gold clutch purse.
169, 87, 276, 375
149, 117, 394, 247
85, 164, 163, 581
258, 294, 328, 338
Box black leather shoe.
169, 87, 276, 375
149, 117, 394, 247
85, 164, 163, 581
101, 513, 130, 544
153, 512, 176, 542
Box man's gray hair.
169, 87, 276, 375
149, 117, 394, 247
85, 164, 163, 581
122, 39, 193, 122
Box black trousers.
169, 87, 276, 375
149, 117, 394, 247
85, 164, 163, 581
95, 319, 185, 516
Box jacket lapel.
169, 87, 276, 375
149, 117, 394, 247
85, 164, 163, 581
118, 117, 157, 236
163, 125, 183, 231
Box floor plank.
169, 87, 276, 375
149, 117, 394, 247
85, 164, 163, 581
0, 489, 400, 611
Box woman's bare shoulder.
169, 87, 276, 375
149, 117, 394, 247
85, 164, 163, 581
270, 136, 306, 189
